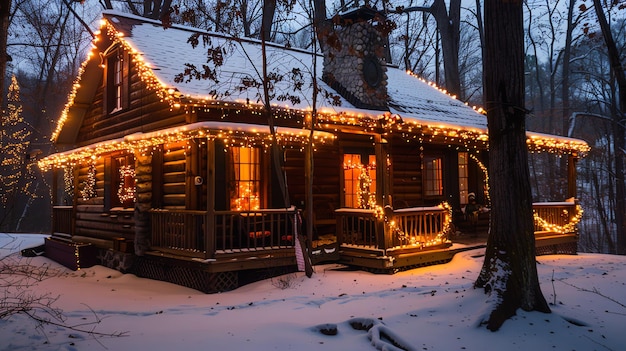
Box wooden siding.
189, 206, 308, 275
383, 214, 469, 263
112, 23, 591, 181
284, 145, 341, 227
161, 142, 187, 210
75, 58, 187, 146
390, 141, 422, 208
74, 159, 135, 242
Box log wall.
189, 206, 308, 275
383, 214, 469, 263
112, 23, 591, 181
390, 140, 423, 208
75, 57, 187, 146
285, 145, 341, 224
160, 141, 188, 210
74, 158, 135, 242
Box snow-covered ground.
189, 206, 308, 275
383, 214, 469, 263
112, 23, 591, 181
1, 233, 624, 351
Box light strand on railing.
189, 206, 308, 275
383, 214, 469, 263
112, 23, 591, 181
388, 202, 452, 248
533, 204, 583, 234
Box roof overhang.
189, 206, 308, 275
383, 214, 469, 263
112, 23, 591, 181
39, 122, 336, 170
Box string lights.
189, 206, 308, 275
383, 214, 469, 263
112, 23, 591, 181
234, 184, 260, 211
80, 158, 97, 201
40, 122, 336, 171
469, 154, 491, 206
389, 202, 452, 249
63, 167, 75, 198
533, 204, 583, 234
117, 164, 136, 203
48, 16, 589, 163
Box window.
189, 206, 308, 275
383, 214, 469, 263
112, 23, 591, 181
423, 155, 443, 196
458, 152, 469, 204
343, 153, 376, 208
112, 154, 135, 208
106, 51, 127, 114
229, 147, 261, 210
113, 58, 123, 111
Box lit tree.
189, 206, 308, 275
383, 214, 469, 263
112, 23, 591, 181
0, 75, 31, 229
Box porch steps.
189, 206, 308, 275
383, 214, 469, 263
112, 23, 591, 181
338, 243, 483, 273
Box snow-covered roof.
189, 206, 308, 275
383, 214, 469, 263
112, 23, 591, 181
48, 11, 589, 158
102, 10, 488, 132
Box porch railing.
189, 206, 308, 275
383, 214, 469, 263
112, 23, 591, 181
150, 208, 300, 258
532, 201, 579, 235
335, 206, 450, 250
392, 206, 449, 248
151, 210, 206, 255
52, 206, 74, 236
335, 209, 382, 248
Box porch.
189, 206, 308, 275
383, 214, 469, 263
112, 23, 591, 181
319, 201, 580, 272
147, 207, 302, 273
49, 200, 580, 276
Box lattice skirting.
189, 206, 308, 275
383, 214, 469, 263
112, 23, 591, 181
132, 256, 238, 293
536, 241, 577, 255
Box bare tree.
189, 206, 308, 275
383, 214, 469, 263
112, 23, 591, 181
397, 0, 462, 98
0, 0, 12, 108
474, 0, 550, 331
591, 0, 626, 255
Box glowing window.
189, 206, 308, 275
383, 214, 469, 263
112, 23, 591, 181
458, 152, 469, 204
343, 154, 376, 208
230, 147, 261, 211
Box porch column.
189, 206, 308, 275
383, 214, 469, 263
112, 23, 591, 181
205, 139, 216, 258
375, 135, 392, 249
567, 154, 578, 198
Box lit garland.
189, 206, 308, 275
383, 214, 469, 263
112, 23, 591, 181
389, 202, 452, 248
63, 167, 75, 198
469, 153, 491, 206
533, 204, 583, 234
117, 165, 136, 203
81, 158, 97, 200
356, 165, 377, 209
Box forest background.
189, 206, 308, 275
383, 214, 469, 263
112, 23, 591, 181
0, 0, 624, 254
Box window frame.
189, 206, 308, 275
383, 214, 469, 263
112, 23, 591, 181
104, 48, 128, 115
458, 152, 469, 205
104, 152, 136, 210
342, 152, 377, 209
423, 154, 444, 198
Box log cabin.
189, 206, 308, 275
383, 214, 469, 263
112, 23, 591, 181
38, 9, 590, 292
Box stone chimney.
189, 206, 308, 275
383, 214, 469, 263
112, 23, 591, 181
322, 11, 389, 111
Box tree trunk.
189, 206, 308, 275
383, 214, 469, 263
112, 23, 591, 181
261, 0, 276, 42
401, 0, 462, 98
475, 0, 550, 331
560, 0, 575, 199
432, 0, 461, 98
592, 0, 626, 255
0, 0, 11, 109
311, 0, 331, 53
